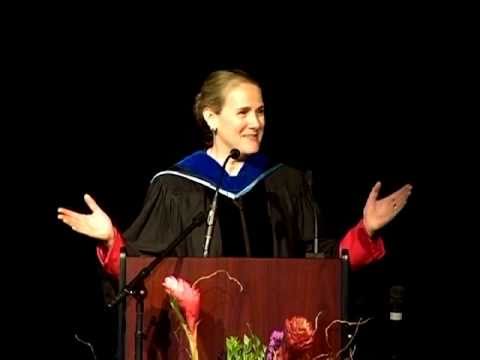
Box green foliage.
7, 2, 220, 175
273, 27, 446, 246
226, 332, 266, 360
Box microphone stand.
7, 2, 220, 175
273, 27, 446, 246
108, 211, 207, 360
203, 148, 240, 257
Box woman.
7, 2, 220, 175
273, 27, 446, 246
58, 69, 412, 277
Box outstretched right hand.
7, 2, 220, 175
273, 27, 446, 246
58, 193, 114, 243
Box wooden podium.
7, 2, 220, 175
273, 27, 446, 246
121, 256, 348, 360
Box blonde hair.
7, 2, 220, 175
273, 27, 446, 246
194, 69, 260, 147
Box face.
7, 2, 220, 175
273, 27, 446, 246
205, 82, 265, 158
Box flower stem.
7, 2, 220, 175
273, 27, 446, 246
170, 299, 198, 360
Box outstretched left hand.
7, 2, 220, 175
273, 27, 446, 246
363, 181, 413, 236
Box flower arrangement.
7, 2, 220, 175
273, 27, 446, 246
162, 273, 368, 360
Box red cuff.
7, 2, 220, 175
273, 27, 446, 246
339, 220, 385, 271
96, 227, 124, 278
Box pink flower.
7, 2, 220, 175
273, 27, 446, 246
162, 276, 201, 360
162, 276, 200, 332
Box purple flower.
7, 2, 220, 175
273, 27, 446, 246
267, 330, 284, 359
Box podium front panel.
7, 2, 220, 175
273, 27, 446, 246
125, 257, 343, 359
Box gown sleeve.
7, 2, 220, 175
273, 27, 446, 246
96, 174, 195, 277
338, 220, 385, 270
124, 175, 188, 254
96, 227, 125, 278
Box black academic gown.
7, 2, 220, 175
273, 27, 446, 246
122, 151, 323, 259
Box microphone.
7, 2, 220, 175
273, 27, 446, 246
389, 285, 405, 321
203, 148, 241, 256
388, 285, 405, 359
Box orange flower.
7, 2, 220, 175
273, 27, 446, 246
280, 316, 315, 359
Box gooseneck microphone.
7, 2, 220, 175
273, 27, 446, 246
203, 148, 241, 256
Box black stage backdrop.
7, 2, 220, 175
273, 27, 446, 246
25, 29, 450, 359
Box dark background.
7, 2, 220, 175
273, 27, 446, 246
14, 14, 468, 359
43, 60, 422, 359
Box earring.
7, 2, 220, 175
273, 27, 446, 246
211, 128, 217, 136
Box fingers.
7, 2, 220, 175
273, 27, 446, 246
404, 184, 413, 196
84, 193, 101, 213
393, 197, 408, 211
367, 181, 382, 202
57, 211, 83, 232
387, 183, 413, 201
395, 184, 413, 201
397, 183, 413, 194
57, 207, 82, 218
390, 184, 413, 212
